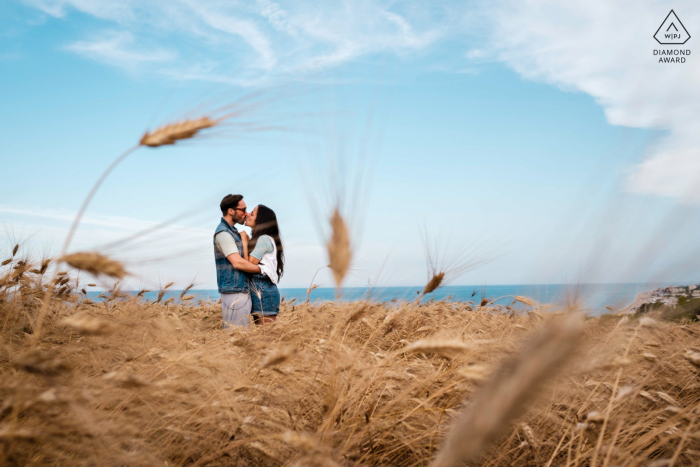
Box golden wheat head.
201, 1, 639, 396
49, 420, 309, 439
327, 208, 351, 288
423, 272, 445, 295
514, 295, 537, 307
140, 117, 216, 147
60, 252, 126, 279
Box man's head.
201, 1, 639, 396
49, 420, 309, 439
220, 194, 247, 225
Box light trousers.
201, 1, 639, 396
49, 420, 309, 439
221, 292, 252, 328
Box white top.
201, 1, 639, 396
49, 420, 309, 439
214, 231, 239, 257
250, 234, 278, 284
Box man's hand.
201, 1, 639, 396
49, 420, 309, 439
240, 231, 249, 259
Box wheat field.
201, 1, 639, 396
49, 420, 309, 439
1, 251, 700, 466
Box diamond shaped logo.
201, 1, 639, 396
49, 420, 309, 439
654, 10, 690, 44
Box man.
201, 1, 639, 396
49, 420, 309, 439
214, 194, 261, 328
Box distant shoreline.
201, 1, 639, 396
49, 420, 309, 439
86, 283, 671, 316
619, 283, 700, 315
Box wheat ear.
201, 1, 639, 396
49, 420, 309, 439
423, 272, 445, 295
327, 209, 351, 290
139, 117, 216, 147
60, 252, 126, 279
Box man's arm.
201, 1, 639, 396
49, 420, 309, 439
226, 252, 261, 273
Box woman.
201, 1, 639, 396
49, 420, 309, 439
240, 205, 284, 324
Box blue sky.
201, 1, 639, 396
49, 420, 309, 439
2, 0, 700, 290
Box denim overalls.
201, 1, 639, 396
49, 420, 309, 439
249, 273, 280, 316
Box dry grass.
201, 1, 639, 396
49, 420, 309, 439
1, 257, 700, 466
432, 312, 584, 466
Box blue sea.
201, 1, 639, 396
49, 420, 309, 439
109, 283, 667, 316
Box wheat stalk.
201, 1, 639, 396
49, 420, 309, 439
684, 350, 700, 367
12, 349, 71, 376
514, 296, 537, 307
59, 313, 115, 335
180, 282, 195, 300
61, 115, 219, 256
403, 338, 479, 357
103, 371, 149, 388
432, 313, 583, 466
261, 346, 297, 369
419, 228, 495, 299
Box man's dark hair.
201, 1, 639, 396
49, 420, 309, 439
220, 194, 244, 216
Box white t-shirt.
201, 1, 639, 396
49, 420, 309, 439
250, 235, 274, 260
250, 234, 279, 284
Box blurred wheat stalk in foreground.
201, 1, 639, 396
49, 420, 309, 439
327, 208, 351, 290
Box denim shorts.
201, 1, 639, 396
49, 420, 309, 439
249, 275, 280, 317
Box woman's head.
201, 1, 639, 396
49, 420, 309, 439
247, 205, 285, 279
244, 206, 258, 228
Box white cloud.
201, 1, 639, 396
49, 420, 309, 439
178, 0, 277, 70
65, 31, 175, 69
21, 0, 447, 78
477, 0, 700, 201
22, 0, 134, 21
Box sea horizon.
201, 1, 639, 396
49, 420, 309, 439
89, 282, 676, 316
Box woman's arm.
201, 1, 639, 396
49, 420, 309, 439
240, 231, 262, 265
247, 235, 271, 266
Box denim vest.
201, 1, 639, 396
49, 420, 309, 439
214, 218, 249, 294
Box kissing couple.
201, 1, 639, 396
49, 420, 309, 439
213, 194, 284, 328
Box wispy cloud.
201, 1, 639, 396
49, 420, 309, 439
65, 31, 175, 69
21, 0, 449, 78
22, 0, 135, 21
180, 0, 277, 71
